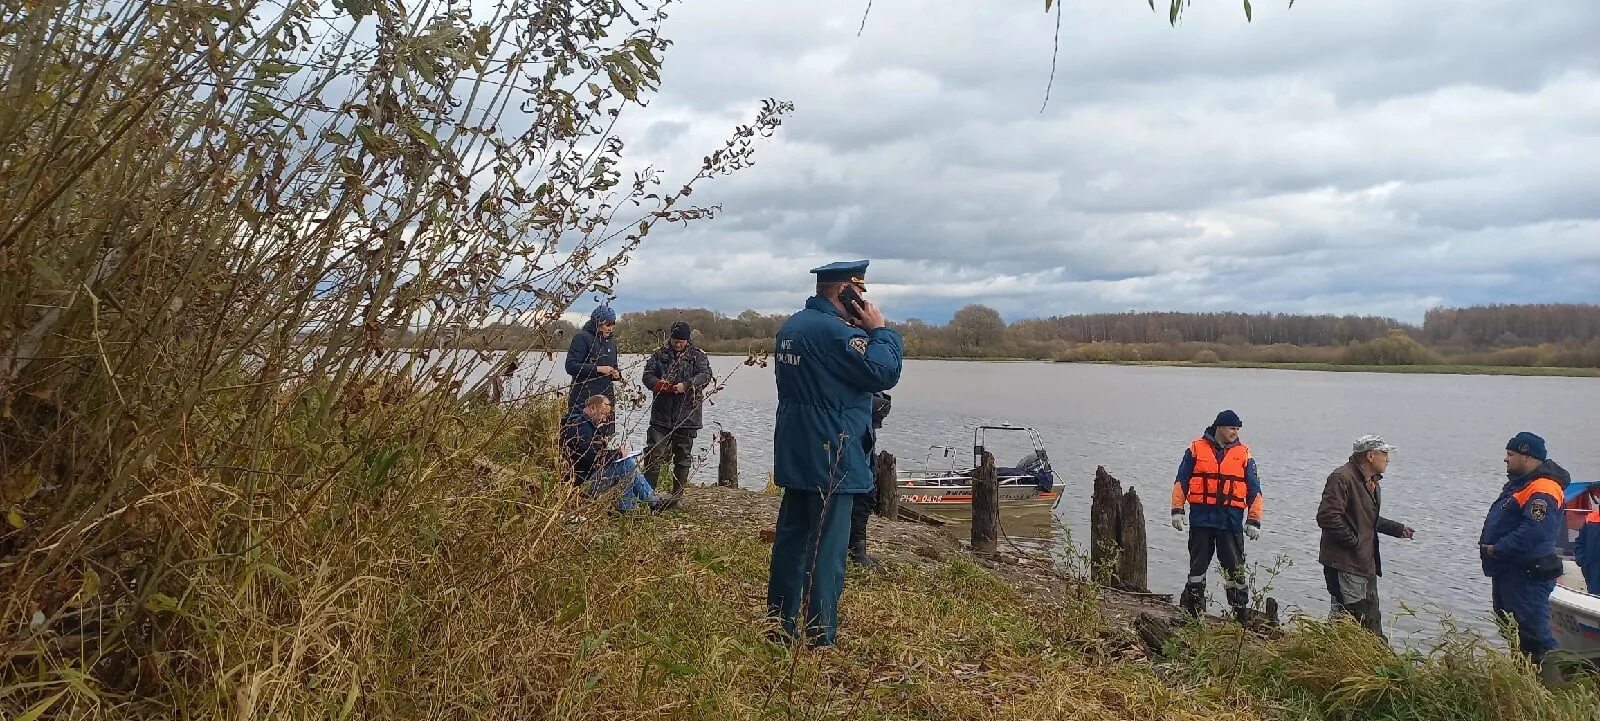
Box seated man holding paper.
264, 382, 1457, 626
560, 394, 677, 513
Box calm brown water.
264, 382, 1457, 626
512, 354, 1600, 646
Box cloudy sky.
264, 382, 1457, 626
591, 0, 1600, 325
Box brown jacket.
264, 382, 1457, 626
1316, 457, 1406, 577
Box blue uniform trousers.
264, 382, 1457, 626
1491, 574, 1557, 660
766, 489, 855, 646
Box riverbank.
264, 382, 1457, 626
1054, 359, 1600, 377
528, 484, 1600, 719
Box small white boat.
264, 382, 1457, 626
1549, 482, 1600, 661
897, 424, 1061, 508
1550, 560, 1600, 660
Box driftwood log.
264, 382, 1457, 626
971, 451, 998, 554
897, 505, 946, 526
1134, 611, 1183, 657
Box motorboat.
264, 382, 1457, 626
897, 424, 1061, 508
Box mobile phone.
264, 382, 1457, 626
838, 285, 866, 320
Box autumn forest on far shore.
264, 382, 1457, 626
426, 303, 1600, 370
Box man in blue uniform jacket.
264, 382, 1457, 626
1480, 431, 1570, 664
765, 260, 903, 647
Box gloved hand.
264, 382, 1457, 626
1171, 512, 1185, 532
653, 380, 674, 394
1245, 524, 1260, 541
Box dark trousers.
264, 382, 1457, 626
848, 483, 877, 557
1491, 574, 1558, 661
643, 424, 696, 494
1181, 526, 1248, 613
1323, 565, 1384, 638
766, 489, 855, 646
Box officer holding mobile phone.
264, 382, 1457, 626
765, 260, 904, 647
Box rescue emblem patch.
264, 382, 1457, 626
849, 336, 868, 355
1530, 498, 1549, 521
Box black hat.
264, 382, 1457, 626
809, 259, 869, 285
670, 321, 692, 340
1212, 409, 1243, 428
1507, 431, 1547, 461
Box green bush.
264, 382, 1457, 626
1342, 331, 1443, 365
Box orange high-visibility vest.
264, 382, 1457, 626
1186, 438, 1251, 509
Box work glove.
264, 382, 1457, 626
1245, 524, 1260, 541
1171, 511, 1185, 532
653, 380, 674, 394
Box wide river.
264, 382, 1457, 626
516, 353, 1600, 647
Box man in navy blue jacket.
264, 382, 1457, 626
1480, 431, 1569, 663
765, 260, 903, 647
565, 305, 621, 413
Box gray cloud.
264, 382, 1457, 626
594, 0, 1600, 324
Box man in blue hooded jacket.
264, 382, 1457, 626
1480, 431, 1570, 664
565, 305, 621, 413
765, 260, 903, 647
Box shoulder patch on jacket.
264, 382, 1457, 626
1530, 497, 1549, 521
849, 336, 868, 354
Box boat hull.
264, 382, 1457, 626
1551, 560, 1600, 660
896, 477, 1059, 507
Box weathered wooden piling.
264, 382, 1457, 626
1089, 465, 1123, 583
873, 451, 899, 520
971, 451, 998, 554
717, 431, 738, 487
1116, 487, 1149, 592
1090, 466, 1151, 592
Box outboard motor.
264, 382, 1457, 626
1015, 450, 1053, 492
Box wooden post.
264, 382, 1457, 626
873, 451, 899, 520
1090, 465, 1123, 584
1116, 487, 1150, 592
717, 431, 738, 487
971, 451, 998, 555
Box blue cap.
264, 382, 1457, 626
1507, 431, 1547, 461
591, 305, 616, 324
809, 260, 869, 285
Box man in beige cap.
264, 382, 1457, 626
1315, 434, 1415, 638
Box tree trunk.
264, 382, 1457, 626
1090, 465, 1123, 584
717, 431, 737, 487
1116, 486, 1149, 592
971, 451, 998, 555
874, 451, 898, 520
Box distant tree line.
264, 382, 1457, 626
1422, 304, 1600, 347
389, 303, 1600, 369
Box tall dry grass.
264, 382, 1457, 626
0, 0, 787, 716
1170, 613, 1600, 721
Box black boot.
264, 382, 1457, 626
671, 462, 691, 496
1225, 586, 1250, 623
1179, 582, 1206, 618
848, 540, 881, 570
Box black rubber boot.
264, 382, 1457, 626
671, 462, 691, 495
1179, 582, 1207, 618
1225, 585, 1249, 618
848, 539, 881, 570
